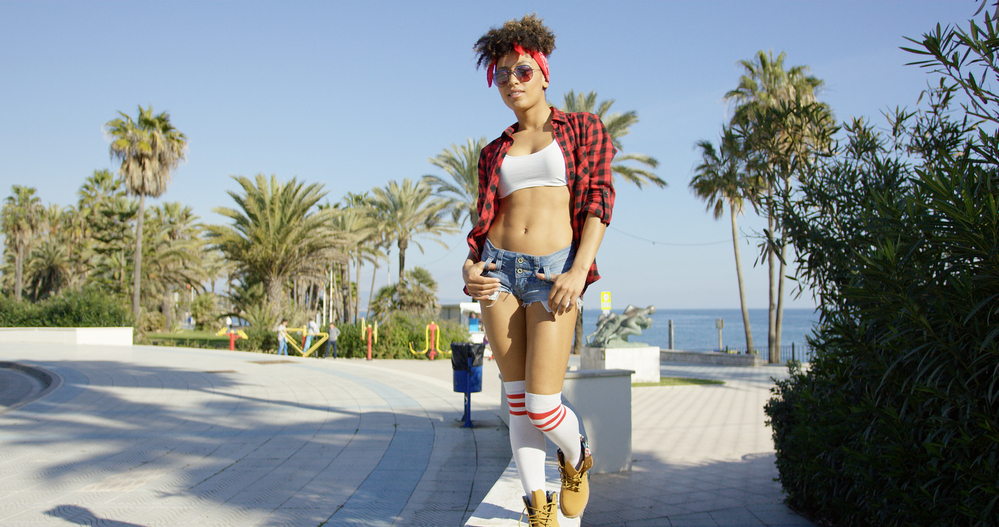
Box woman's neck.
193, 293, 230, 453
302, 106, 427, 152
514, 101, 552, 132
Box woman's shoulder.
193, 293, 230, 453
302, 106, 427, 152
553, 108, 601, 125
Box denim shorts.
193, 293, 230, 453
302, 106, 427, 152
481, 238, 576, 313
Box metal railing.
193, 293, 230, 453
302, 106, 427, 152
669, 343, 815, 364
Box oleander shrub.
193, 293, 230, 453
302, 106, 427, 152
764, 8, 999, 525
0, 287, 132, 327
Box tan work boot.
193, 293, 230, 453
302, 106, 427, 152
522, 489, 559, 527
557, 437, 593, 518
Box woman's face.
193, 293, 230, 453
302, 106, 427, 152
495, 51, 548, 113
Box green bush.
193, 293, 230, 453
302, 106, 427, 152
240, 325, 278, 353
764, 10, 999, 526
0, 287, 133, 327
190, 292, 219, 330
336, 312, 470, 360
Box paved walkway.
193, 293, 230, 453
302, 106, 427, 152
0, 343, 814, 526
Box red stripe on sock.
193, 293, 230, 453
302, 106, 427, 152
527, 405, 561, 421
539, 406, 566, 431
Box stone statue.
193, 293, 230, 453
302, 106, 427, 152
587, 305, 656, 348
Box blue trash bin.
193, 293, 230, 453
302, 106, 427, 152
451, 342, 484, 427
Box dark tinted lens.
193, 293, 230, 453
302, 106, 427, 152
514, 65, 535, 82
495, 70, 512, 87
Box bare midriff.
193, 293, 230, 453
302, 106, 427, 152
487, 184, 572, 256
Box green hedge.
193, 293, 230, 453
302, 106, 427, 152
0, 288, 133, 327
339, 312, 470, 359
763, 15, 999, 525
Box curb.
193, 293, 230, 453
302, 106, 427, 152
0, 361, 62, 413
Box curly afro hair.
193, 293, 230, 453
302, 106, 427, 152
473, 13, 556, 70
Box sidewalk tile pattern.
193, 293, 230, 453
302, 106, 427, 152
1, 344, 814, 527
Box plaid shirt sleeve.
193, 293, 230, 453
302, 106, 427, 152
555, 109, 617, 291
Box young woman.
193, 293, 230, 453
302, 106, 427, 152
462, 14, 615, 526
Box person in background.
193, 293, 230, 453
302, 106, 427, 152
324, 321, 340, 359
276, 320, 289, 356
305, 316, 320, 353
462, 14, 614, 525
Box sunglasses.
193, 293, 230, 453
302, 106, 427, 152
495, 65, 539, 87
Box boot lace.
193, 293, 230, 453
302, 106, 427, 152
520, 494, 557, 527
559, 464, 583, 492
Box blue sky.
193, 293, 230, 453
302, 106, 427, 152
0, 0, 971, 309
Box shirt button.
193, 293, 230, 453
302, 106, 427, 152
517, 257, 524, 263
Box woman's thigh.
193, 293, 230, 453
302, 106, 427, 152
480, 292, 527, 383
524, 303, 577, 395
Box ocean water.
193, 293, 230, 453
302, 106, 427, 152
581, 306, 819, 354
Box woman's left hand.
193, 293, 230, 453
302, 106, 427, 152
538, 267, 586, 317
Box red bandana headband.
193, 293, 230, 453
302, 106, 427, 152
487, 43, 550, 87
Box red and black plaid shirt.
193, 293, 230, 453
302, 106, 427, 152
466, 107, 616, 295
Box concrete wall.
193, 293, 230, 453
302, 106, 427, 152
581, 345, 660, 383
0, 328, 133, 346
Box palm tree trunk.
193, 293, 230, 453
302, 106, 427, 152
132, 194, 145, 318
14, 245, 23, 301
731, 205, 754, 354
573, 309, 583, 354
775, 231, 787, 361
331, 265, 340, 322
162, 294, 173, 331
355, 257, 362, 324
367, 262, 379, 320
398, 239, 407, 282
768, 196, 778, 364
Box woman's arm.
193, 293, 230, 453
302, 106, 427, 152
544, 213, 606, 316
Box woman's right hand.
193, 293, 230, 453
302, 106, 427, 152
463, 258, 500, 301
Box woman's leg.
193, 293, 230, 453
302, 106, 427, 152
524, 302, 582, 465
481, 293, 547, 496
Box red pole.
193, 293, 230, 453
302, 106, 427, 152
428, 323, 437, 360
366, 326, 373, 361
229, 331, 237, 351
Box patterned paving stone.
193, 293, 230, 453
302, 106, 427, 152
0, 344, 509, 527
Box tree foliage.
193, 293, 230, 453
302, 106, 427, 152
207, 174, 345, 316
560, 90, 665, 188
765, 4, 999, 524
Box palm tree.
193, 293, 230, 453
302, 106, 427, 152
1, 185, 44, 300
423, 137, 489, 227
206, 174, 344, 317
25, 239, 72, 300
106, 105, 188, 319
561, 90, 666, 189
369, 178, 458, 282
724, 50, 832, 363
691, 127, 763, 355
330, 192, 384, 323
145, 202, 205, 329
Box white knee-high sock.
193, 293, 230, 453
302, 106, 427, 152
525, 392, 582, 467
504, 381, 547, 496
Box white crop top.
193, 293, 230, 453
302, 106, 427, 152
498, 139, 567, 198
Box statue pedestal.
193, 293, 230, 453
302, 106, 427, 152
581, 345, 660, 384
